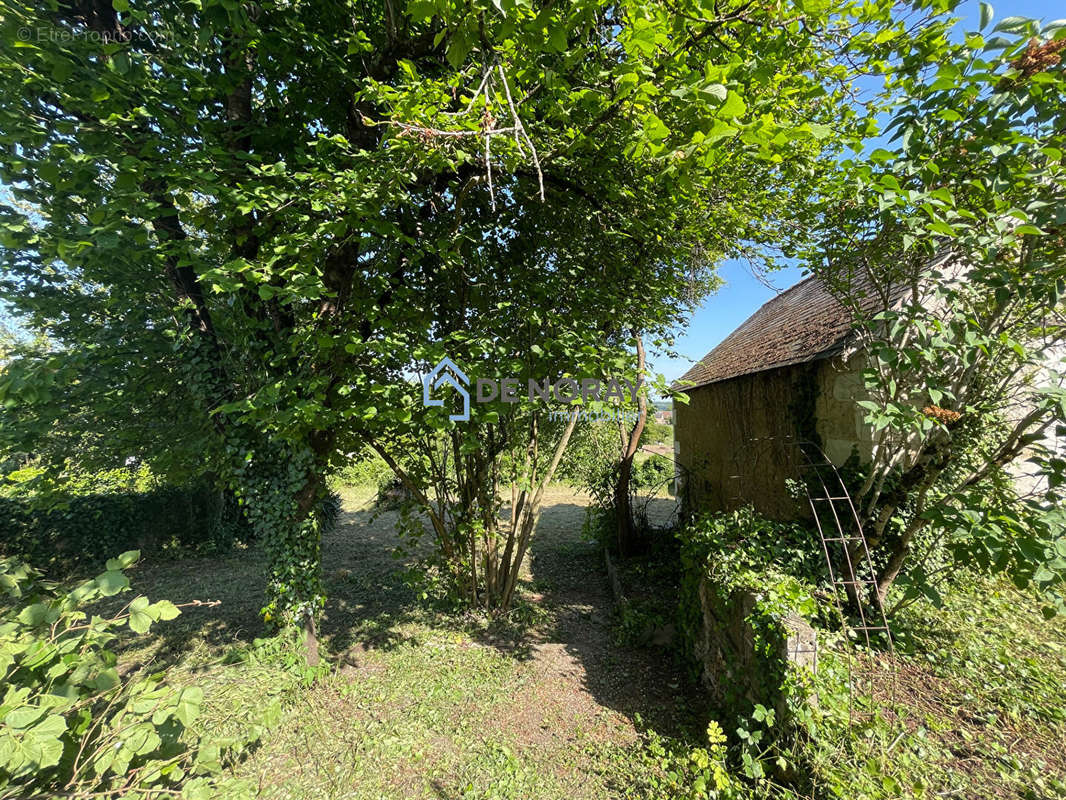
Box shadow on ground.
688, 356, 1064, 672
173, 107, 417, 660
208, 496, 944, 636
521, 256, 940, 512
524, 497, 701, 741
118, 488, 702, 747
116, 491, 431, 670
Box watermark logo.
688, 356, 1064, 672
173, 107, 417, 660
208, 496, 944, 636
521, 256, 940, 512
16, 26, 169, 45
422, 355, 640, 423
423, 357, 471, 422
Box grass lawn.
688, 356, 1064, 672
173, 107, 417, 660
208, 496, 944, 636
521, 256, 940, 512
117, 488, 699, 799
109, 488, 1066, 799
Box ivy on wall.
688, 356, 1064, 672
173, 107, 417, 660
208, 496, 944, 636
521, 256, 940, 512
676, 507, 824, 780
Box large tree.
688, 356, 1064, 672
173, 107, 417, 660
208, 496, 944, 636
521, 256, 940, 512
0, 0, 915, 639
809, 13, 1066, 615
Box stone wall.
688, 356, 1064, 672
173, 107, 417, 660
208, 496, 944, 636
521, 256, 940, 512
814, 353, 873, 466
693, 576, 817, 713
1005, 344, 1066, 497
675, 355, 870, 520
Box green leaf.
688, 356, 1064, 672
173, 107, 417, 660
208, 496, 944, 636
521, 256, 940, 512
152, 600, 180, 621
95, 571, 129, 597
549, 25, 567, 52
16, 603, 49, 627
993, 16, 1031, 33
445, 25, 473, 69
175, 687, 204, 726
705, 120, 738, 142
643, 113, 669, 142
701, 83, 727, 101
717, 91, 747, 119
979, 2, 993, 29
3, 706, 46, 729
927, 220, 956, 236
90, 667, 120, 691
128, 596, 153, 634
35, 733, 65, 770
33, 714, 66, 740
105, 550, 140, 571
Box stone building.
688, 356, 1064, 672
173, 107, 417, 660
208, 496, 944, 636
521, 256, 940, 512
673, 269, 1065, 519
672, 273, 883, 520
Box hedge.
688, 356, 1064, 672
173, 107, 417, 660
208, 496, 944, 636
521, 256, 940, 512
0, 484, 251, 573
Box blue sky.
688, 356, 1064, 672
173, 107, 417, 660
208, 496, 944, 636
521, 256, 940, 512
653, 0, 1065, 389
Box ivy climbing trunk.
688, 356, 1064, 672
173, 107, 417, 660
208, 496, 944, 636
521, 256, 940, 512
233, 439, 326, 662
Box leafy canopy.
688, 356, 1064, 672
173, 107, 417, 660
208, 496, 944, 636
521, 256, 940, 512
0, 0, 932, 621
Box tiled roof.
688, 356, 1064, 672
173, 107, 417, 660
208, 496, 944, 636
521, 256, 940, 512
675, 272, 899, 390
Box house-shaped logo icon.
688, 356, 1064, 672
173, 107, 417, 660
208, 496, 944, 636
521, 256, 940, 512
423, 357, 470, 422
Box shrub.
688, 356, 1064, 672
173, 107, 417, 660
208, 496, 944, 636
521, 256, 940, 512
639, 417, 673, 447
329, 452, 392, 489
0, 552, 268, 798
631, 720, 738, 800
678, 507, 825, 675
0, 464, 159, 499
677, 508, 825, 783
556, 420, 618, 489
632, 454, 673, 491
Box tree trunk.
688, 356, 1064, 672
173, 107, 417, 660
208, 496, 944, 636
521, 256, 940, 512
235, 439, 327, 664
874, 519, 923, 609
838, 539, 864, 610
498, 409, 581, 610
303, 615, 320, 667
614, 459, 637, 554
614, 335, 647, 556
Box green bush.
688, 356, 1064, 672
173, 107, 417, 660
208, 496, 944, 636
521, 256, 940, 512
556, 420, 618, 490
632, 454, 673, 491
639, 417, 673, 447
0, 553, 269, 798
1, 464, 154, 498
0, 483, 252, 573
329, 452, 393, 489
678, 507, 824, 673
